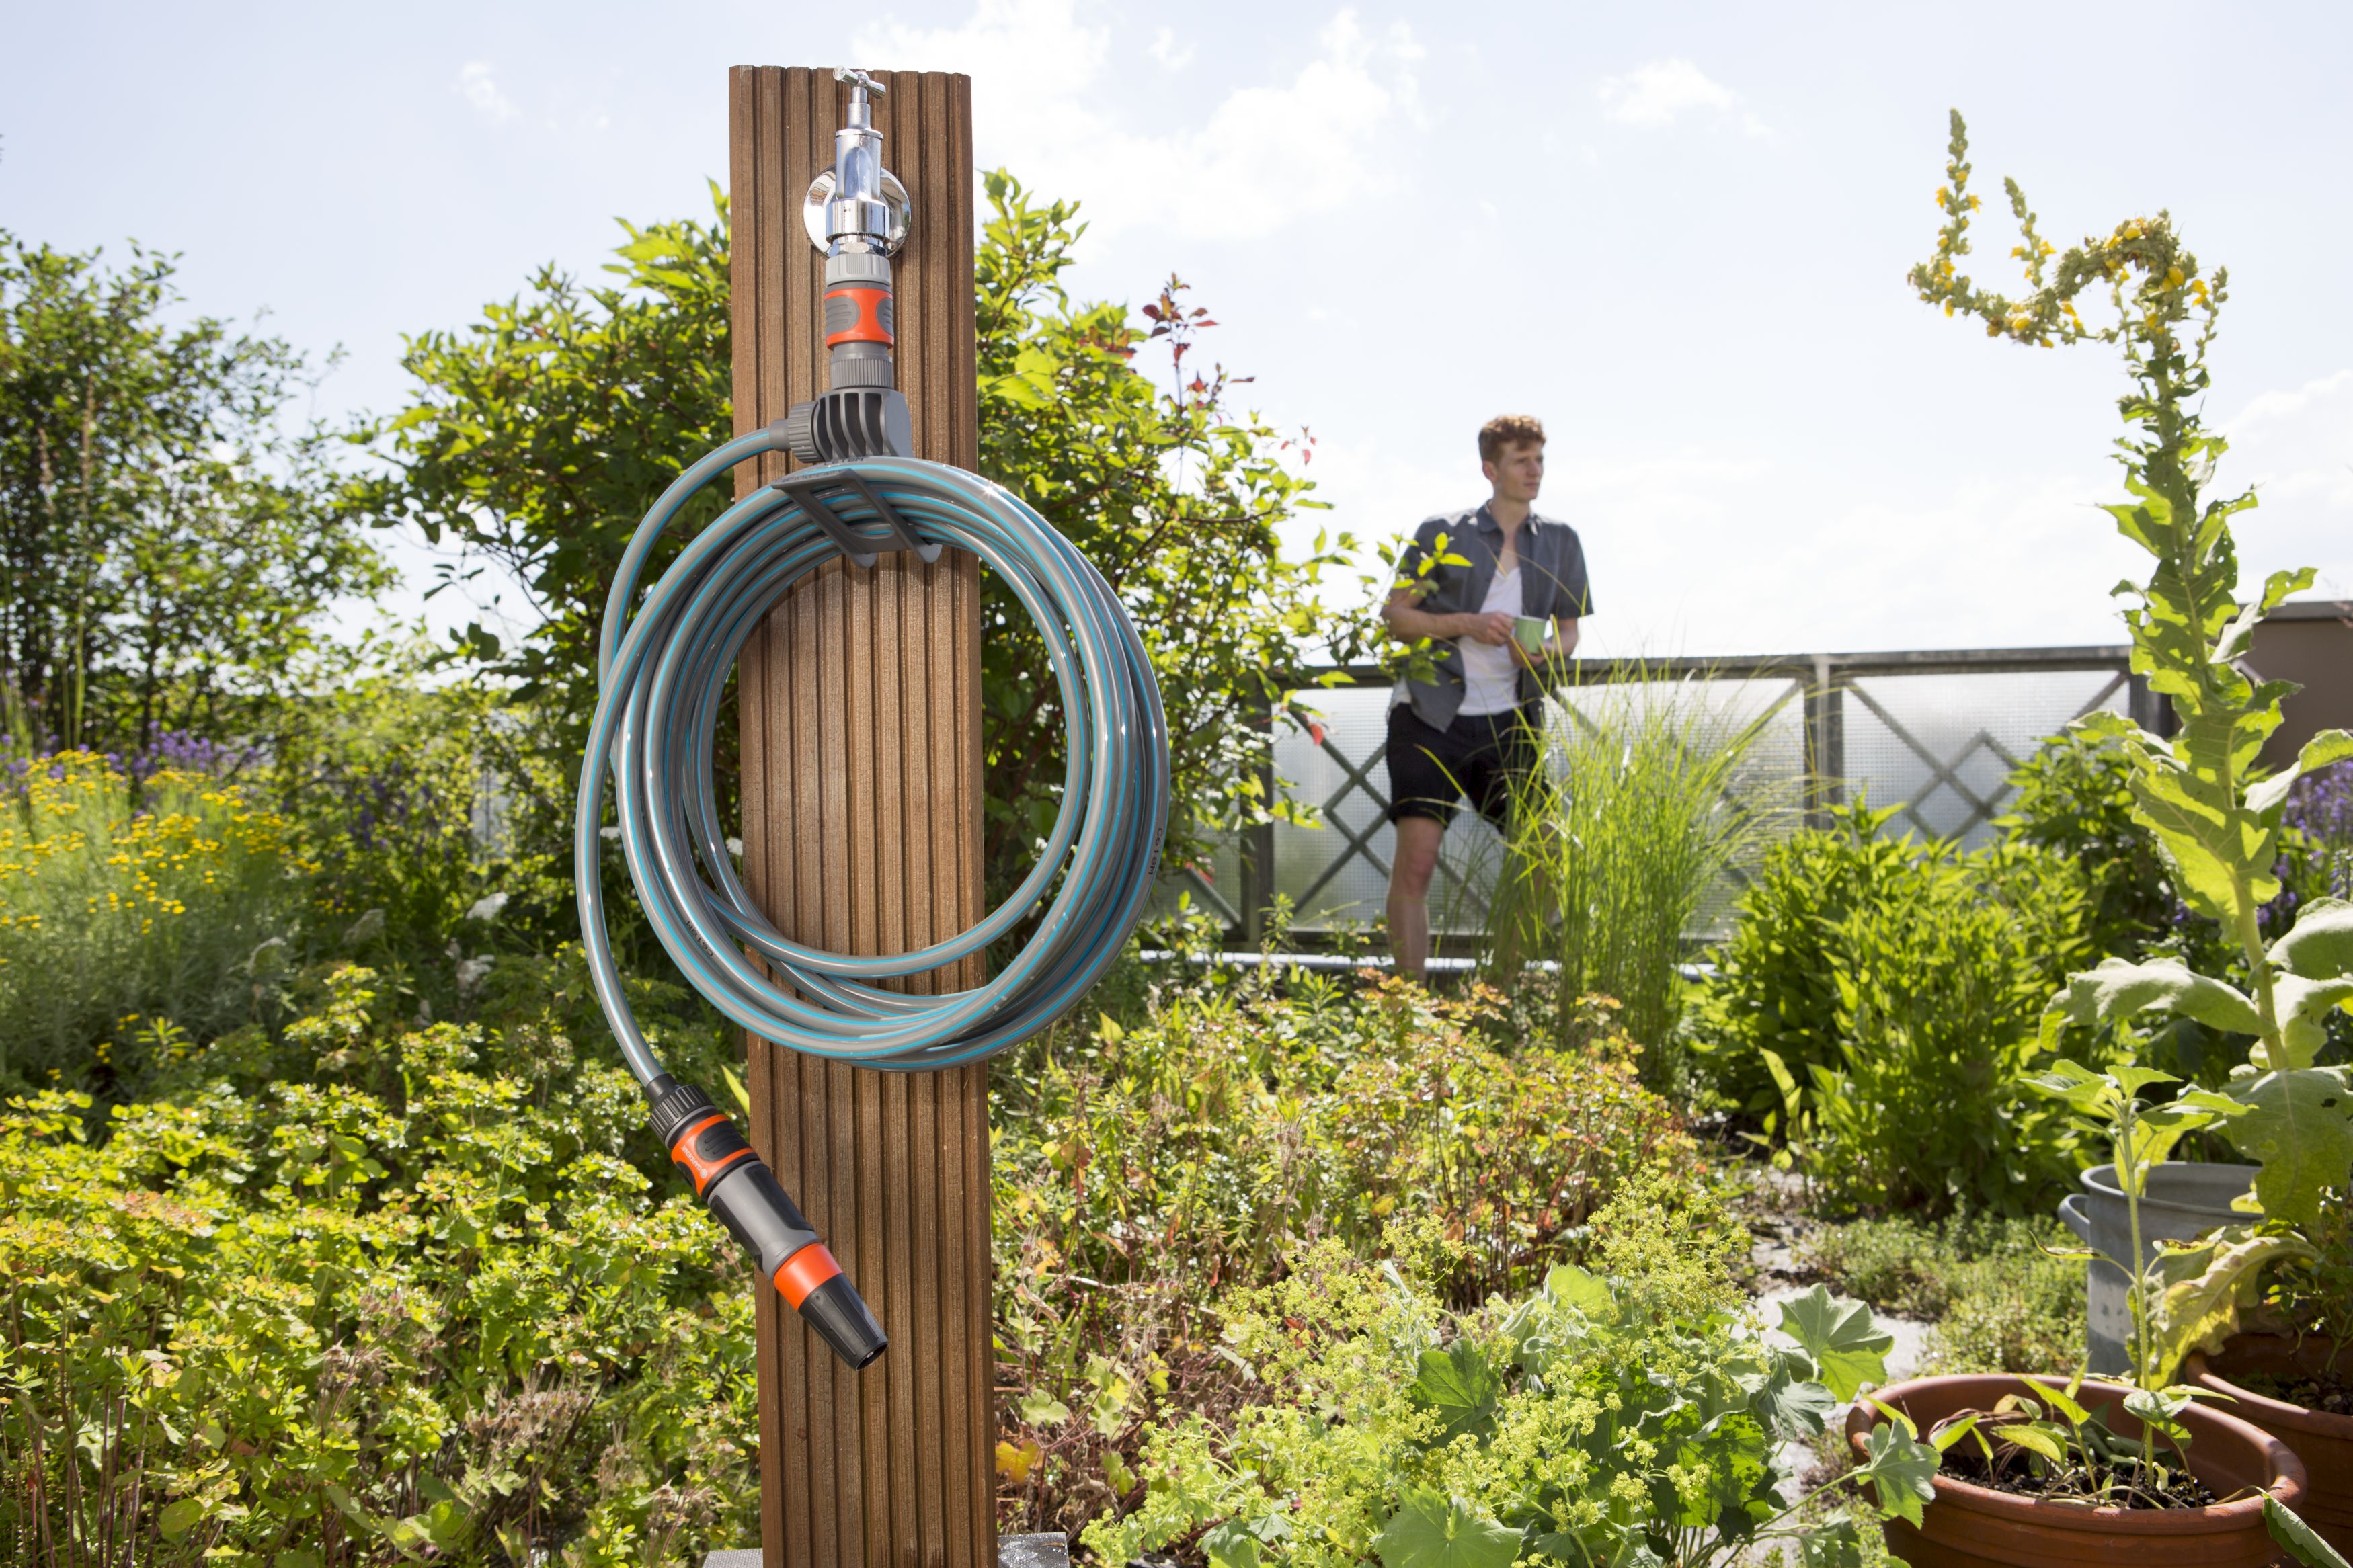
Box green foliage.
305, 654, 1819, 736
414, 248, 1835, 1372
362, 173, 1371, 914
1803, 1214, 2085, 1375
1080, 1184, 1935, 1568
2000, 731, 2182, 962
975, 173, 1373, 897
269, 657, 575, 975
0, 232, 389, 751
1689, 802, 2098, 1214
1478, 674, 1785, 1079
988, 957, 1700, 1540
1913, 110, 2353, 1300
0, 750, 311, 1095
358, 192, 735, 752
2022, 1058, 2283, 1387
0, 955, 754, 1567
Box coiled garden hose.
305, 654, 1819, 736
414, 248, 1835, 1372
575, 430, 1170, 1367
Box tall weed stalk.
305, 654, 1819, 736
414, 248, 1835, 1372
1476, 670, 1788, 1075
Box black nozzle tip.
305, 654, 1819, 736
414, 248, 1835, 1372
800, 1273, 888, 1370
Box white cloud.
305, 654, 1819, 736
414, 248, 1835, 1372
1597, 58, 1765, 136
852, 2, 1421, 243
456, 61, 520, 124
2220, 368, 2353, 600
1150, 26, 1195, 70
2228, 367, 2353, 437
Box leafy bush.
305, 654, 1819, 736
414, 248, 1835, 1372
0, 956, 754, 1567
1081, 1180, 1937, 1568
1804, 1215, 2083, 1374
2000, 731, 2178, 961
0, 751, 309, 1094
989, 964, 1702, 1540
1688, 802, 2098, 1215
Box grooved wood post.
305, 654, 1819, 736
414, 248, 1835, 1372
727, 66, 993, 1568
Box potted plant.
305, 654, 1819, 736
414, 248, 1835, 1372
1880, 107, 2353, 1565
1849, 1059, 2317, 1566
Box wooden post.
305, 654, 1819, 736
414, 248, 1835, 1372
728, 66, 993, 1568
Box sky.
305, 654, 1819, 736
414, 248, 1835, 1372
5, 0, 2350, 661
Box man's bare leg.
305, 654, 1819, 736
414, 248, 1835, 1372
1386, 815, 1447, 980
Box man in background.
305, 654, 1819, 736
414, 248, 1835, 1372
1380, 414, 1591, 979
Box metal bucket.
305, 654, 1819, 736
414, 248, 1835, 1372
2059, 1161, 2258, 1375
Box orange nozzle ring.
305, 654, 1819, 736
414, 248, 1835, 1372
774, 1243, 844, 1309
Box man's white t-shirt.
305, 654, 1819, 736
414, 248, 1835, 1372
1392, 564, 1524, 719
1456, 565, 1524, 716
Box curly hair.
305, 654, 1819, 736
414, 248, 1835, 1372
1477, 414, 1546, 465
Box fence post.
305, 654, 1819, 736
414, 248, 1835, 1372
729, 65, 994, 1568
1803, 653, 1847, 827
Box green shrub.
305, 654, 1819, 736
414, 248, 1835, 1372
1999, 731, 2178, 961
1688, 802, 2099, 1215
0, 751, 309, 1094
1804, 1214, 2083, 1375
0, 955, 754, 1567
989, 967, 1704, 1541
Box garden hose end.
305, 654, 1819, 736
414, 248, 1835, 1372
645, 1075, 888, 1370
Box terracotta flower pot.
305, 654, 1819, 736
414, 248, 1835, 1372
1843, 1374, 2307, 1568
2187, 1335, 2353, 1557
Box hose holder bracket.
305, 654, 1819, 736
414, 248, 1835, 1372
773, 468, 943, 568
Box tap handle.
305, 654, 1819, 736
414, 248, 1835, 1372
836, 66, 887, 97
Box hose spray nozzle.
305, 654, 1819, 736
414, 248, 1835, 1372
646, 1074, 887, 1370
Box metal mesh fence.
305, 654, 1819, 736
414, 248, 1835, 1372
1156, 647, 2141, 939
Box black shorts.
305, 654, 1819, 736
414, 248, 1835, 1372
1384, 702, 1543, 830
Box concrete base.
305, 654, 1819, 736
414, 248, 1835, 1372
703, 1535, 1070, 1568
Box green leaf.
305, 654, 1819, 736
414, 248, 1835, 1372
2024, 1058, 2122, 1116
2272, 897, 2353, 980
2267, 1494, 2353, 1568
1930, 1413, 1981, 1453
2129, 1088, 2249, 1174
2246, 730, 2353, 818
2038, 959, 2264, 1051
2225, 1069, 2353, 1227
1019, 1389, 1072, 1428
2001, 1423, 2069, 1464
1374, 1487, 1523, 1568
2146, 1223, 2317, 1388
1797, 1514, 1864, 1568
1849, 1421, 1939, 1528
2274, 976, 2353, 1070
1410, 1341, 1501, 1445
1540, 1263, 1611, 1317
1777, 1287, 1893, 1400
160, 1498, 206, 1540
1753, 1357, 1841, 1439
1202, 1520, 1263, 1568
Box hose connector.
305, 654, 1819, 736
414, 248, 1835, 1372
788, 69, 916, 462
646, 1074, 887, 1369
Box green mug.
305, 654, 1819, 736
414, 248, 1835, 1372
1512, 615, 1550, 653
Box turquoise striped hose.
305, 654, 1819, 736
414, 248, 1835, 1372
576, 425, 1170, 1083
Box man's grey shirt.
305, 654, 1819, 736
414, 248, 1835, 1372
1391, 503, 1593, 731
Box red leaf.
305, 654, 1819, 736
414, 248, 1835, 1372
1308, 720, 1326, 746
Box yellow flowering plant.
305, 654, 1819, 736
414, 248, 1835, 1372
0, 751, 310, 1093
